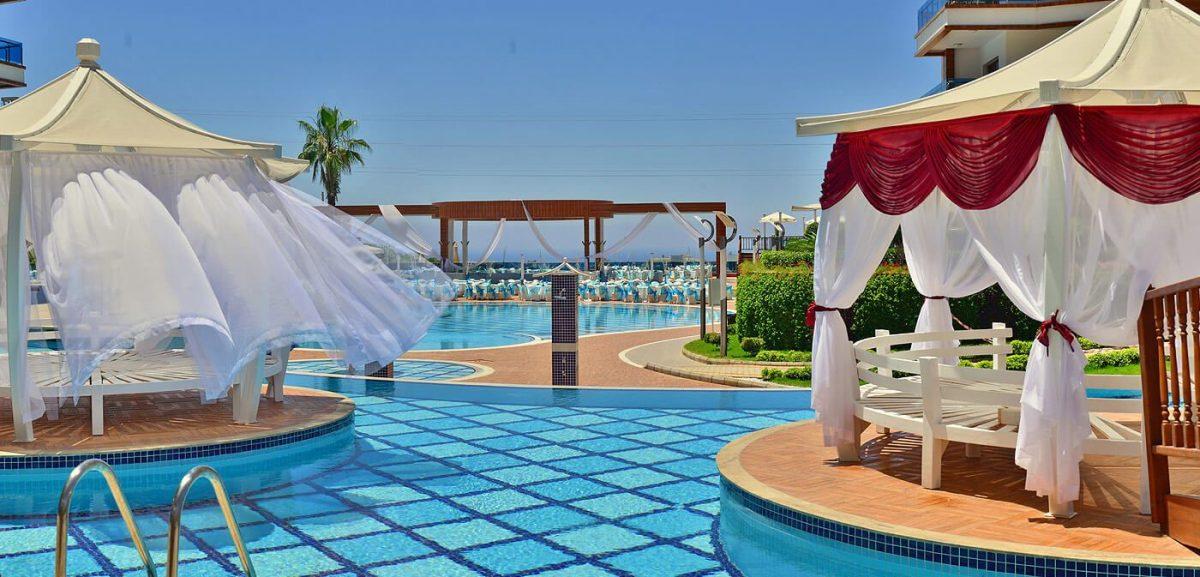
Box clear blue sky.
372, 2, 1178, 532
4, 0, 938, 261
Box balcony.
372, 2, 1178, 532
0, 37, 23, 89
918, 0, 1050, 31
924, 77, 976, 96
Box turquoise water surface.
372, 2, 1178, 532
413, 303, 703, 350
0, 373, 811, 577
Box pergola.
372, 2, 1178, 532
339, 200, 729, 271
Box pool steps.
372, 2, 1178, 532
55, 458, 256, 577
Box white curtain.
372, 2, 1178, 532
593, 214, 657, 261
901, 194, 996, 364
473, 219, 506, 266
663, 203, 717, 250
521, 201, 568, 261
22, 152, 442, 399
378, 205, 437, 259
960, 119, 1152, 502
811, 188, 898, 446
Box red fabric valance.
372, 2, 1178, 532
820, 105, 1200, 213
1057, 105, 1200, 204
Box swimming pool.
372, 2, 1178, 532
412, 302, 704, 350
0, 374, 809, 577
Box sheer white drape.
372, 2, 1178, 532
811, 188, 898, 446
22, 152, 442, 398
0, 152, 44, 421
521, 201, 568, 261
378, 205, 438, 259
901, 194, 996, 364
960, 119, 1152, 502
593, 214, 656, 261
663, 203, 717, 250
473, 219, 506, 266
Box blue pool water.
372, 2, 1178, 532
413, 303, 703, 350
0, 373, 811, 577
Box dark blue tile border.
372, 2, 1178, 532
720, 475, 1200, 577
0, 412, 354, 470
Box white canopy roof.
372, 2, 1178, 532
760, 211, 797, 224
796, 0, 1200, 136
0, 39, 309, 181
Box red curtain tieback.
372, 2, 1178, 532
806, 303, 839, 327
1035, 311, 1076, 351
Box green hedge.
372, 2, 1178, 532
760, 251, 807, 268
755, 350, 812, 363
1086, 347, 1139, 369
735, 263, 1049, 353
734, 264, 815, 351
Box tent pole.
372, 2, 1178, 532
5, 148, 32, 442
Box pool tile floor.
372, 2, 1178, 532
0, 374, 810, 576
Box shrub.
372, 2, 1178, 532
740, 337, 765, 356
1009, 340, 1032, 355
1006, 354, 1029, 371
848, 267, 924, 340
755, 350, 812, 363
702, 332, 721, 345
761, 368, 783, 380
1086, 347, 1139, 369
783, 366, 812, 380
1078, 337, 1101, 350
735, 265, 814, 351
958, 359, 994, 369
760, 250, 807, 268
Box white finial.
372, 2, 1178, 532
76, 38, 100, 66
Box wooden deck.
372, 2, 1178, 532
0, 386, 353, 456
719, 421, 1200, 566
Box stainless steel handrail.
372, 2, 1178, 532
166, 465, 255, 577
56, 459, 157, 577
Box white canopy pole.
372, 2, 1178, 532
5, 149, 32, 442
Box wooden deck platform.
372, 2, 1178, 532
0, 386, 353, 456
718, 421, 1200, 567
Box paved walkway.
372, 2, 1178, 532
623, 337, 794, 387
405, 327, 736, 388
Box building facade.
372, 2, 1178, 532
0, 0, 24, 93
918, 0, 1200, 94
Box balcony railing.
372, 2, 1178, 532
0, 37, 22, 66
924, 77, 977, 96
918, 0, 1049, 31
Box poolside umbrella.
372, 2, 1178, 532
758, 212, 796, 224
795, 0, 1200, 517
0, 39, 448, 441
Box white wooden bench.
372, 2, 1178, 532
849, 325, 1145, 513
0, 346, 291, 436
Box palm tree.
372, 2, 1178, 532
297, 105, 371, 206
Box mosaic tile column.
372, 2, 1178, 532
550, 271, 579, 386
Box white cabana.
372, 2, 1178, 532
797, 0, 1200, 517
0, 39, 446, 441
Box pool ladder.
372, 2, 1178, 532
55, 459, 256, 577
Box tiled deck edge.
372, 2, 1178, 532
0, 403, 355, 470
716, 424, 1200, 576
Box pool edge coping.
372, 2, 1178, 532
716, 421, 1200, 570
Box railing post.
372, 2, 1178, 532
920, 356, 948, 489
875, 329, 892, 436
991, 322, 1007, 371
